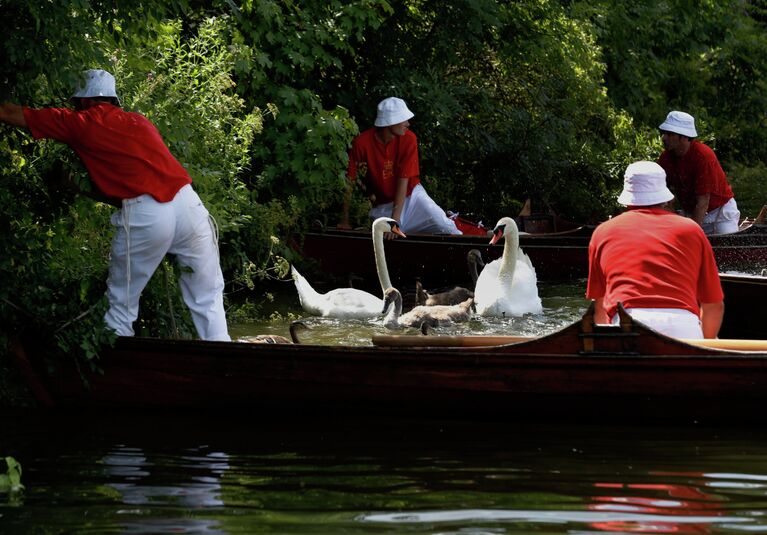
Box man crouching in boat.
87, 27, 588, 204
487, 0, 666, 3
657, 111, 740, 235
338, 97, 461, 238
586, 161, 724, 339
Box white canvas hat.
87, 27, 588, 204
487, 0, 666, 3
374, 97, 414, 127
658, 111, 697, 138
617, 161, 674, 207
72, 69, 120, 103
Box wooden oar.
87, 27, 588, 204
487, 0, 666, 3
372, 335, 532, 347
683, 338, 767, 351
372, 334, 767, 352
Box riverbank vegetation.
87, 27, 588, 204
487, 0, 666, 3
2, 0, 766, 385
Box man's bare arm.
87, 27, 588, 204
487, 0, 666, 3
0, 103, 27, 128
391, 177, 408, 222
700, 301, 724, 339
594, 298, 610, 324
692, 193, 710, 227
338, 182, 353, 229
387, 177, 409, 239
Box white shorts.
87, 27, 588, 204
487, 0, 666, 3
369, 184, 462, 235
611, 307, 703, 339
702, 197, 740, 235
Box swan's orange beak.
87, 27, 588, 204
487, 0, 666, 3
391, 224, 406, 238
489, 225, 504, 245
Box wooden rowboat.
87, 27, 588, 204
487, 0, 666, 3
290, 221, 767, 287
10, 305, 767, 423
290, 222, 595, 286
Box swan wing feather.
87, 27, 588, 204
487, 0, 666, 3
292, 265, 383, 318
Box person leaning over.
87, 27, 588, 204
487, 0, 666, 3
339, 96, 461, 237
586, 161, 724, 339
0, 69, 230, 341
657, 111, 740, 234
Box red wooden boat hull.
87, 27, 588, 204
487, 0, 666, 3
11, 306, 767, 422
290, 225, 594, 287
290, 223, 767, 287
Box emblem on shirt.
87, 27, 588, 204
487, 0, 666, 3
382, 160, 394, 181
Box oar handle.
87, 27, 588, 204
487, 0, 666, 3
680, 339, 767, 351
372, 334, 767, 352
372, 335, 533, 347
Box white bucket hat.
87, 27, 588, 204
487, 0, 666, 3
374, 97, 414, 127
72, 69, 121, 103
658, 111, 697, 138
617, 161, 674, 207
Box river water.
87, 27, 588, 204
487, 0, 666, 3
4, 280, 767, 533
4, 412, 767, 534
230, 280, 591, 345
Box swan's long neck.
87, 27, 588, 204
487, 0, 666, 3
291, 267, 323, 315
373, 227, 392, 294
498, 226, 519, 281
382, 291, 403, 329
468, 251, 483, 285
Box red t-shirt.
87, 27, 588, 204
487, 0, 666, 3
23, 103, 191, 203
586, 208, 723, 319
346, 127, 420, 206
658, 140, 734, 214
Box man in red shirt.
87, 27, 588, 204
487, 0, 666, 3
0, 69, 230, 341
586, 161, 724, 339
339, 97, 461, 237
657, 111, 740, 234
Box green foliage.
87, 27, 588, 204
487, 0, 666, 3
121, 17, 260, 234
574, 0, 741, 126
0, 456, 24, 494
704, 14, 767, 165
0, 130, 117, 361
727, 162, 767, 218
0, 0, 190, 102
236, 0, 392, 229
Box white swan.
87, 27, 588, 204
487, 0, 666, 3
474, 216, 542, 316
382, 287, 474, 330
291, 217, 405, 318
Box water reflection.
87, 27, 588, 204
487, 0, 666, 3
359, 509, 747, 530
357, 470, 754, 534
97, 445, 230, 533
588, 477, 727, 533
103, 445, 229, 507
6, 400, 767, 534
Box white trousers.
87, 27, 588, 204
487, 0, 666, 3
369, 184, 462, 235
701, 198, 740, 235
104, 184, 230, 341
611, 307, 703, 339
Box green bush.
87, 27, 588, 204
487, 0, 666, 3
727, 162, 767, 219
